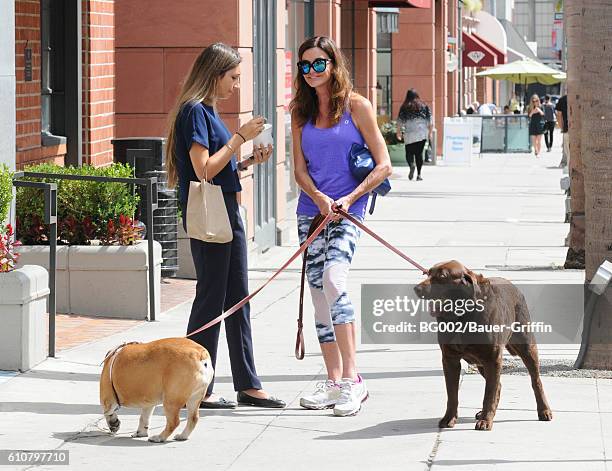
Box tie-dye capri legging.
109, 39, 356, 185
297, 215, 362, 343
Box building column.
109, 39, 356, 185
352, 1, 376, 105
435, 0, 449, 152
1, 1, 16, 171
315, 0, 342, 44
82, 0, 115, 167
392, 6, 435, 118
447, 0, 459, 117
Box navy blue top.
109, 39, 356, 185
175, 101, 241, 205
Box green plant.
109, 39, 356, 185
0, 164, 13, 225
15, 163, 141, 245
380, 121, 403, 146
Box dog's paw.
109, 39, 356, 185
131, 430, 148, 438
438, 415, 458, 428
538, 409, 553, 421
148, 434, 166, 443
108, 419, 121, 434
475, 419, 493, 431
475, 410, 483, 420
174, 433, 189, 441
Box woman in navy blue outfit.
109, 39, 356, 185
166, 43, 285, 409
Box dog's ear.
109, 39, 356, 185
462, 271, 482, 298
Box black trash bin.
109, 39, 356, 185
111, 138, 178, 278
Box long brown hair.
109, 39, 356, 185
289, 36, 353, 128
399, 89, 425, 116
165, 43, 241, 188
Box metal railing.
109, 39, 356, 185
12, 176, 57, 356
12, 171, 159, 357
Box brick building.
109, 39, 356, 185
13, 0, 116, 169
1, 0, 508, 251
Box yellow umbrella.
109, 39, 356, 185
475, 57, 566, 85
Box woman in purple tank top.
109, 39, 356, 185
290, 36, 391, 417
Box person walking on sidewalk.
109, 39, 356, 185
542, 95, 556, 152
165, 43, 285, 410
290, 36, 391, 416
396, 89, 433, 181
528, 94, 545, 157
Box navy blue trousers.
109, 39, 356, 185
183, 192, 262, 395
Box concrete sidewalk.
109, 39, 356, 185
1, 139, 610, 471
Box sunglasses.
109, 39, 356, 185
297, 58, 332, 75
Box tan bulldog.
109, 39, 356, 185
99, 337, 214, 442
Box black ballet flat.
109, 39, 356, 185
237, 391, 286, 408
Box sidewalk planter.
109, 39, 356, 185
15, 246, 70, 313
388, 144, 407, 167
15, 241, 162, 320
0, 265, 50, 371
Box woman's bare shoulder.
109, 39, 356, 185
349, 93, 372, 110
349, 93, 373, 122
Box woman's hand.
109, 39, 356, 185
252, 144, 273, 165
314, 193, 337, 220
333, 195, 353, 220
237, 116, 266, 142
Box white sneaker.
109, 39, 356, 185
300, 380, 341, 410
333, 375, 368, 417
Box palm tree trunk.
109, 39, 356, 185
563, 0, 585, 269
577, 0, 612, 370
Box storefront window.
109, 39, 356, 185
284, 0, 314, 200
376, 30, 392, 119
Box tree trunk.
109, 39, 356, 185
578, 0, 612, 370
564, 0, 585, 269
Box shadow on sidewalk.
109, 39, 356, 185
432, 459, 610, 467
14, 368, 444, 384
314, 417, 541, 441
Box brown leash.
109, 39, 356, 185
186, 205, 429, 360
296, 213, 326, 360
186, 212, 335, 340
295, 207, 428, 359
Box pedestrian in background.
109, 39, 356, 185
542, 95, 556, 152
166, 42, 285, 410
396, 89, 433, 181
291, 35, 391, 417
556, 94, 568, 133
528, 94, 545, 157
509, 93, 520, 113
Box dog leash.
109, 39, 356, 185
294, 207, 428, 359
101, 341, 141, 408
185, 212, 335, 340
333, 207, 429, 275
186, 204, 429, 360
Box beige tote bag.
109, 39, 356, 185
186, 178, 233, 243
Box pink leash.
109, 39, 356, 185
186, 205, 428, 339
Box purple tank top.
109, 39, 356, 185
296, 110, 369, 217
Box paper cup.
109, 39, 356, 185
253, 123, 273, 147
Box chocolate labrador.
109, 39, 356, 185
414, 260, 553, 431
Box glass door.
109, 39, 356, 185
253, 0, 277, 251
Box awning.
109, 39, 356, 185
498, 19, 537, 60
368, 0, 431, 8
462, 32, 498, 67
473, 33, 506, 64
474, 10, 507, 64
